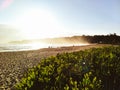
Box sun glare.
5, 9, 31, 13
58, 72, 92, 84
13, 8, 60, 39
29, 42, 48, 50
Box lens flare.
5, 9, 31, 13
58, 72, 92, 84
0, 0, 13, 11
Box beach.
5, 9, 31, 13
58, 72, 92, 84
0, 44, 111, 90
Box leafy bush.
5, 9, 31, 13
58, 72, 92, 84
15, 46, 120, 90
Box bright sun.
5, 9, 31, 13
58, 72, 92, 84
13, 8, 59, 39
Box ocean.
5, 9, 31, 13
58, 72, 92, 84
0, 43, 89, 52
0, 44, 34, 52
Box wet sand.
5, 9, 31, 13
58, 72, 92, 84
0, 44, 111, 90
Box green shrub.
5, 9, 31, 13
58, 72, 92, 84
15, 46, 120, 90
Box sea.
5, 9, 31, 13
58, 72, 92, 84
0, 44, 32, 52
0, 43, 89, 52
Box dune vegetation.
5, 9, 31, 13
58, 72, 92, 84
15, 46, 120, 90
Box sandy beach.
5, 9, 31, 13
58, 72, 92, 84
0, 44, 111, 90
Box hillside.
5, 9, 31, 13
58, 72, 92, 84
9, 33, 120, 45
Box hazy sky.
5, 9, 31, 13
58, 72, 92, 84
0, 0, 120, 43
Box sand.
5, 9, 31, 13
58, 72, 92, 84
0, 44, 111, 90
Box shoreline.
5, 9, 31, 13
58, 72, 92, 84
0, 43, 90, 53
0, 43, 111, 53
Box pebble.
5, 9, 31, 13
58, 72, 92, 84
0, 51, 43, 90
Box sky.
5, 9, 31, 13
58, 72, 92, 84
0, 0, 120, 43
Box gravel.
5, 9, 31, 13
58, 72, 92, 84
0, 50, 48, 90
